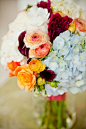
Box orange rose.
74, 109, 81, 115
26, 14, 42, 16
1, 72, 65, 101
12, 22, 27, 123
8, 61, 20, 77
14, 65, 36, 92
28, 59, 45, 73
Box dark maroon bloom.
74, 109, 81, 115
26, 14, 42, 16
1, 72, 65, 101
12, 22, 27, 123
40, 70, 56, 82
37, 0, 52, 16
48, 13, 73, 43
18, 31, 29, 58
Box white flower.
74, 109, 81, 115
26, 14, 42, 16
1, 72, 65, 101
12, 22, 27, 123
45, 84, 67, 96
51, 0, 81, 19
75, 80, 84, 87
75, 74, 82, 80
49, 61, 58, 71
80, 10, 86, 21
0, 31, 24, 67
72, 55, 81, 66
60, 72, 69, 80
27, 6, 50, 33
69, 87, 81, 94
53, 36, 64, 50
80, 52, 86, 62
71, 35, 80, 45
60, 30, 70, 41
77, 63, 85, 71
73, 46, 79, 54
42, 57, 52, 67
9, 11, 29, 32
65, 53, 72, 60
58, 46, 69, 57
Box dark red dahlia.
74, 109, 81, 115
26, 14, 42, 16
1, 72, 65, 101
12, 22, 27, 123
18, 31, 29, 58
40, 70, 56, 82
48, 13, 73, 43
37, 0, 52, 16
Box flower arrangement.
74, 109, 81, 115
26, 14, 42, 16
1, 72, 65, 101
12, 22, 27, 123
0, 0, 86, 97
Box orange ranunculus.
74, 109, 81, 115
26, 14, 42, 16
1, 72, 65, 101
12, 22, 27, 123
74, 18, 86, 32
14, 65, 36, 92
24, 30, 50, 49
29, 42, 51, 58
7, 61, 20, 77
28, 59, 45, 73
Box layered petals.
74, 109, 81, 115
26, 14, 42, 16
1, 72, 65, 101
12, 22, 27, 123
8, 61, 20, 77
29, 42, 51, 58
28, 59, 45, 73
14, 65, 36, 92
24, 30, 50, 49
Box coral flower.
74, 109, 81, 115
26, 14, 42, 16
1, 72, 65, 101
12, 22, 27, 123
74, 18, 86, 32
8, 61, 20, 77
28, 59, 45, 73
14, 65, 36, 92
29, 42, 51, 58
24, 30, 50, 49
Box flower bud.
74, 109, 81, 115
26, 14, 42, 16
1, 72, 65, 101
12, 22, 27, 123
37, 77, 45, 86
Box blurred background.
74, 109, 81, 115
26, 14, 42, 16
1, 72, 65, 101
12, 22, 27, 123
0, 0, 86, 129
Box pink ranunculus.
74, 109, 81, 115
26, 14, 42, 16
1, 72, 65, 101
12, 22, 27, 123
24, 30, 50, 49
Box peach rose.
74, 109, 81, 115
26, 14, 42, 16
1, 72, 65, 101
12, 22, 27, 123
74, 18, 86, 32
29, 42, 51, 58
14, 65, 36, 92
24, 30, 50, 49
28, 59, 45, 73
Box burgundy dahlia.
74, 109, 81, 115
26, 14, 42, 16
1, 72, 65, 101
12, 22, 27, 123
18, 31, 29, 58
37, 0, 52, 16
40, 70, 56, 82
48, 13, 73, 43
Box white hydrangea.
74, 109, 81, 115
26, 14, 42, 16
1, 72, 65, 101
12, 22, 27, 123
51, 0, 82, 19
27, 6, 50, 33
0, 31, 24, 68
9, 11, 29, 32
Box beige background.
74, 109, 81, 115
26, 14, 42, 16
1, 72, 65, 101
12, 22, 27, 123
0, 0, 18, 87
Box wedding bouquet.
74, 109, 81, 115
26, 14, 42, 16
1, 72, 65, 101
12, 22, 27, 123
0, 0, 86, 97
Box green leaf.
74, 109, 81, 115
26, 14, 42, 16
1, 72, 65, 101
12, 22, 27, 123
26, 5, 32, 11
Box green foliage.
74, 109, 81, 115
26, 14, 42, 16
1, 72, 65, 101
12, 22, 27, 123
26, 5, 32, 11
